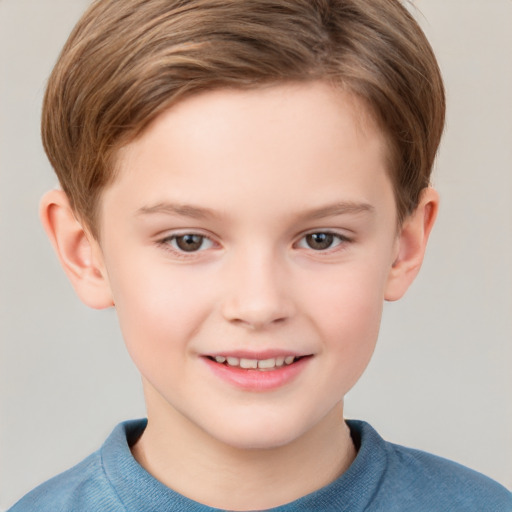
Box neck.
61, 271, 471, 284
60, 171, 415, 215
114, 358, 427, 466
131, 389, 356, 510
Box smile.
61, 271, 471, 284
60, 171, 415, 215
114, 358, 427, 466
203, 353, 311, 391
209, 355, 299, 370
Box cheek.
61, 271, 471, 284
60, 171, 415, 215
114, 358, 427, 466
304, 259, 387, 328
106, 260, 213, 370
302, 262, 387, 379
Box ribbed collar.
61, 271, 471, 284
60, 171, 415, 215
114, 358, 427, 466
100, 418, 388, 511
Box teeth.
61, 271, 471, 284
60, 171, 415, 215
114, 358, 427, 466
258, 358, 276, 369
240, 358, 258, 369
214, 355, 297, 369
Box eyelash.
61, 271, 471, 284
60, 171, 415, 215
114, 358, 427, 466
295, 231, 351, 252
158, 233, 216, 256
157, 230, 352, 257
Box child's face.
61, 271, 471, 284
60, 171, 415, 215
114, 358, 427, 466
96, 82, 400, 449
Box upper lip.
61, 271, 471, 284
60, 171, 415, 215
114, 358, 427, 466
203, 350, 311, 360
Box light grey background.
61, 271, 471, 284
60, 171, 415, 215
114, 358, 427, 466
1, 0, 511, 509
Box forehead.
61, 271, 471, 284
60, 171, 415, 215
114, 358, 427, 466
116, 82, 388, 172
105, 81, 393, 223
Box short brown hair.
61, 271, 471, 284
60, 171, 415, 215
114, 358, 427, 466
42, 0, 445, 238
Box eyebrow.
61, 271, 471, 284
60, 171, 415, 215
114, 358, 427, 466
136, 202, 217, 220
300, 201, 375, 220
136, 200, 374, 221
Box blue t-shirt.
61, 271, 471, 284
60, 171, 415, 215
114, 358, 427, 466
8, 419, 512, 511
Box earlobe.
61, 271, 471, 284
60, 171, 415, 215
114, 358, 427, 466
40, 189, 114, 309
384, 187, 439, 301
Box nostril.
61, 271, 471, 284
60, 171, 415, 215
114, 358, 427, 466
229, 314, 288, 330
220, 279, 295, 329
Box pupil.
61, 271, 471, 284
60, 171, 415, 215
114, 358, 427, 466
307, 233, 333, 250
176, 234, 203, 252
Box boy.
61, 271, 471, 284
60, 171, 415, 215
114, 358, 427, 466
8, 0, 511, 510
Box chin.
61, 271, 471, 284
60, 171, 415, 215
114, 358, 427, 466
205, 415, 313, 451
217, 431, 298, 451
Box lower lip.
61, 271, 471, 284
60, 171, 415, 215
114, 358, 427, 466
202, 357, 311, 391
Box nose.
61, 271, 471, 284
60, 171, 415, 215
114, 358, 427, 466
220, 250, 294, 330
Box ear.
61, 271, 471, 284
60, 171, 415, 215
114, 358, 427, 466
40, 189, 114, 309
385, 187, 439, 301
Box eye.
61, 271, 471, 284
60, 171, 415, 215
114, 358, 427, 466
297, 232, 347, 251
165, 233, 214, 253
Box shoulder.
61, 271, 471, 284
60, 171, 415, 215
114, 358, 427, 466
382, 442, 511, 510
7, 420, 147, 512
348, 420, 512, 512
7, 451, 123, 512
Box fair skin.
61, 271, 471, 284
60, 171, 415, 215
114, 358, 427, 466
41, 82, 437, 510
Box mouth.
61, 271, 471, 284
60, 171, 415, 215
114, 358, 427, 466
202, 352, 312, 391
205, 354, 307, 371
